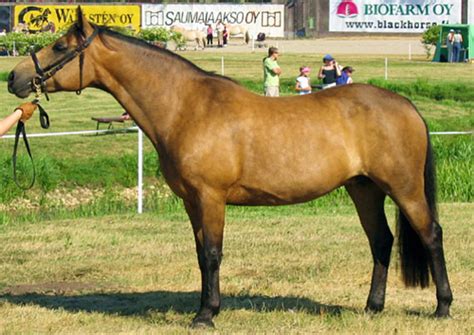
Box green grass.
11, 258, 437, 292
0, 203, 471, 333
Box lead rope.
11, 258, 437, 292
12, 88, 50, 190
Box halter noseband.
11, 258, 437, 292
30, 25, 99, 100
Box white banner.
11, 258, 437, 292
329, 0, 462, 33
469, 0, 474, 24
142, 4, 284, 38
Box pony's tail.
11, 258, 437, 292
397, 127, 436, 288
245, 31, 250, 44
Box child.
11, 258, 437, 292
336, 66, 354, 85
295, 66, 311, 95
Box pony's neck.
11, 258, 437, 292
95, 32, 198, 149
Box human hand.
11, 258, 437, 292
16, 102, 38, 122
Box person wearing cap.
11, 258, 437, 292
263, 47, 282, 97
318, 54, 341, 89
453, 30, 464, 62
336, 66, 355, 86
295, 66, 312, 95
446, 29, 455, 63
0, 102, 38, 137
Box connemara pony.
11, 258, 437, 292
171, 25, 206, 50
226, 24, 250, 44
8, 9, 452, 328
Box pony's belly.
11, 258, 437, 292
226, 182, 338, 206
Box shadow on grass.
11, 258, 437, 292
0, 290, 351, 317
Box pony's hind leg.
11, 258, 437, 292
346, 177, 393, 313
396, 195, 453, 317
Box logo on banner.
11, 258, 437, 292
18, 6, 54, 32
336, 0, 358, 18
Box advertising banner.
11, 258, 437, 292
14, 5, 140, 33
142, 4, 285, 38
329, 0, 462, 33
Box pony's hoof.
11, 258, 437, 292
434, 310, 451, 319
365, 303, 384, 314
191, 317, 215, 329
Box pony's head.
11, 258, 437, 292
8, 7, 100, 98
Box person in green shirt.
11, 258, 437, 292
263, 47, 282, 97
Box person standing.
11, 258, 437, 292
222, 24, 229, 47
295, 66, 311, 95
263, 47, 281, 97
453, 30, 464, 62
446, 29, 455, 63
216, 20, 224, 48
318, 54, 341, 89
206, 24, 213, 47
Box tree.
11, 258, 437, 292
421, 25, 441, 59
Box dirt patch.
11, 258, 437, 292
174, 36, 426, 56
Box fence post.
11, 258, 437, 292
384, 58, 388, 80
137, 127, 143, 214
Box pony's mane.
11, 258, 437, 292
97, 26, 237, 84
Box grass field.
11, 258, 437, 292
0, 50, 472, 332
0, 203, 472, 333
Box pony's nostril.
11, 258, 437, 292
7, 71, 15, 93
7, 71, 14, 83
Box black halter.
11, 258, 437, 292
13, 26, 99, 190
30, 25, 99, 99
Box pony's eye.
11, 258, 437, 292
53, 43, 67, 52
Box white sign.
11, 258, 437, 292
469, 0, 474, 24
330, 0, 462, 33
142, 4, 284, 38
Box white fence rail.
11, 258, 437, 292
1, 127, 472, 213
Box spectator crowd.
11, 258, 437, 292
262, 47, 355, 97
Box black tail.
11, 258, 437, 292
397, 128, 436, 288
245, 31, 250, 44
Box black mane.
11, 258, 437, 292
97, 26, 236, 83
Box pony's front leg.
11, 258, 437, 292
184, 192, 226, 328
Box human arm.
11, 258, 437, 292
0, 110, 22, 136
318, 66, 325, 79
334, 61, 342, 77
0, 102, 37, 136
265, 58, 281, 76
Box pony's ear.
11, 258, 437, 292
76, 6, 94, 37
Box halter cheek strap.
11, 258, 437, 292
30, 26, 99, 99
